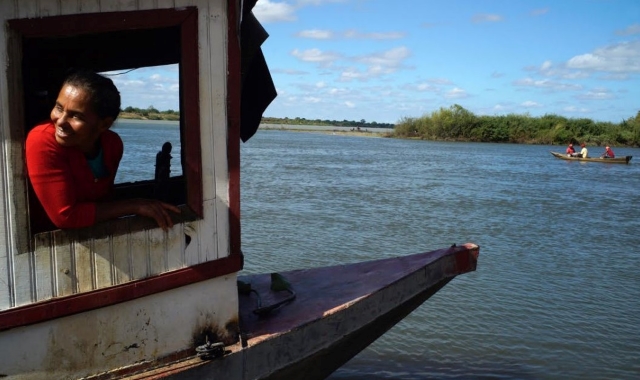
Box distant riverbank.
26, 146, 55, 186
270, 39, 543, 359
115, 118, 392, 137
259, 123, 392, 137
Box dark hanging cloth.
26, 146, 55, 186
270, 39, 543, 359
240, 2, 277, 142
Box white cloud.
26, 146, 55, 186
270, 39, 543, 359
291, 48, 341, 65
296, 0, 347, 5
340, 68, 363, 81
513, 77, 582, 91
576, 88, 615, 100
355, 46, 411, 68
601, 73, 630, 80
530, 8, 549, 16
566, 40, 640, 73
540, 60, 552, 71
116, 79, 145, 88
521, 100, 542, 108
254, 0, 297, 23
472, 14, 503, 23
428, 78, 453, 85
563, 106, 591, 114
416, 82, 439, 92
303, 96, 322, 103
529, 60, 590, 80
272, 68, 309, 75
107, 66, 179, 110
336, 47, 412, 82
297, 29, 334, 39
616, 23, 640, 36
444, 87, 468, 99
315, 81, 326, 88
329, 87, 348, 95
345, 101, 356, 108
343, 30, 405, 40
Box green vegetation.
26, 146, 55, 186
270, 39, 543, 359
120, 106, 180, 121
393, 104, 640, 147
261, 116, 394, 130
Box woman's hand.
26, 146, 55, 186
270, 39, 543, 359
133, 199, 182, 231
96, 198, 181, 231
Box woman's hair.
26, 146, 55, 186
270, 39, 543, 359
62, 69, 121, 120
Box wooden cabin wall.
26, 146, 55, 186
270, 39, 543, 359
0, 0, 232, 311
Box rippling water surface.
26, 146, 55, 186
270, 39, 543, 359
239, 131, 640, 380
120, 122, 640, 379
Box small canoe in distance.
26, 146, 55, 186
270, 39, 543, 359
550, 151, 632, 164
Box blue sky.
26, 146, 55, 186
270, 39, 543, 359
111, 0, 640, 124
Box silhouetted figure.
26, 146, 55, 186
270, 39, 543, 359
154, 142, 172, 202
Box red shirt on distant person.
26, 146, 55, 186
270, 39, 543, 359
603, 146, 615, 158
566, 143, 575, 155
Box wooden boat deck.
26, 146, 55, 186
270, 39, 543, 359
237, 244, 475, 341
120, 243, 479, 379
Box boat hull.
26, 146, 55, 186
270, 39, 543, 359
121, 243, 479, 380
550, 151, 632, 164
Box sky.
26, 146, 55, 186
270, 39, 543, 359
111, 0, 640, 125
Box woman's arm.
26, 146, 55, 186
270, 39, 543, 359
95, 199, 181, 231
26, 126, 97, 228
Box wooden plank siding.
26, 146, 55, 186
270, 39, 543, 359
0, 0, 237, 315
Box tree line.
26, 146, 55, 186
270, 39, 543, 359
120, 108, 395, 129
261, 116, 394, 129
393, 104, 640, 147
120, 106, 180, 121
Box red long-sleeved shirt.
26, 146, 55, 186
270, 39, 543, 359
26, 122, 123, 229
605, 148, 615, 158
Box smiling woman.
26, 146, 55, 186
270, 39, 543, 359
25, 70, 180, 232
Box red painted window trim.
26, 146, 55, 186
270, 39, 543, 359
227, 0, 242, 256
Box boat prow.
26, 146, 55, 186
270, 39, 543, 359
550, 151, 632, 164
121, 243, 479, 379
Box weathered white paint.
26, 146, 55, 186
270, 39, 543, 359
0, 0, 231, 310
0, 275, 239, 379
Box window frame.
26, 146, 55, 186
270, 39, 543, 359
8, 7, 203, 238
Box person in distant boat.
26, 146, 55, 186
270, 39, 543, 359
566, 143, 575, 156
579, 143, 588, 158
26, 69, 180, 231
601, 146, 615, 159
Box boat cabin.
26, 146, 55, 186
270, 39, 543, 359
0, 0, 274, 377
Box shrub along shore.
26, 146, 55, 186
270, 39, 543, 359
392, 104, 640, 147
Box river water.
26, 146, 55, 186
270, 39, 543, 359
116, 121, 640, 379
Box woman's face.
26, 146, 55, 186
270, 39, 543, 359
50, 84, 112, 154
